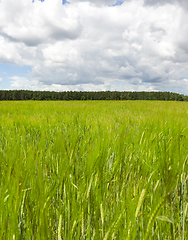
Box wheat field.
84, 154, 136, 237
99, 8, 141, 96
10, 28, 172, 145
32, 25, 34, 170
0, 100, 188, 239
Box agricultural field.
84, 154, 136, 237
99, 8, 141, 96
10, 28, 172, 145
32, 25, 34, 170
0, 100, 188, 239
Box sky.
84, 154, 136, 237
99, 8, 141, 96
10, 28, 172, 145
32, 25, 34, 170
0, 0, 188, 94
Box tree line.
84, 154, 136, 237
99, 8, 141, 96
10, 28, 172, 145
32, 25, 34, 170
0, 90, 187, 101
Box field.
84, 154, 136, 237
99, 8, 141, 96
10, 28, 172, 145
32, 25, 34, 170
0, 100, 188, 239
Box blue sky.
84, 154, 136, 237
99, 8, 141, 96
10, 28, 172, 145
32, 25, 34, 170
111, 0, 124, 6
0, 64, 32, 89
0, 0, 188, 94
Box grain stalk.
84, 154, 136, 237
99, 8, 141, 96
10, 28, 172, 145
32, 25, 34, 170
144, 191, 170, 240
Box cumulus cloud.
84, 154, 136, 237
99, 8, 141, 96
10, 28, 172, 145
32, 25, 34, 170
144, 0, 188, 10
144, 0, 176, 6
0, 77, 3, 82
0, 0, 188, 94
0, 0, 82, 46
68, 0, 119, 6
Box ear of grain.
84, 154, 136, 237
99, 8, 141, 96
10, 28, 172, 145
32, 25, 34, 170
145, 191, 170, 240
135, 189, 146, 218
58, 215, 62, 240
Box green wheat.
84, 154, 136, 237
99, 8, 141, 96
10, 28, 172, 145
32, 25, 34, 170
0, 100, 188, 239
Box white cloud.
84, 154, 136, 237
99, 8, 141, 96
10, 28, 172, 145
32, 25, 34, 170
9, 75, 151, 92
144, 0, 188, 10
0, 77, 3, 82
68, 0, 119, 6
0, 0, 82, 46
0, 0, 188, 94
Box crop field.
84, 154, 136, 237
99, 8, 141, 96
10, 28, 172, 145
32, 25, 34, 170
0, 100, 188, 239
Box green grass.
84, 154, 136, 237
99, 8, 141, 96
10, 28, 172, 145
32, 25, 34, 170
0, 100, 188, 239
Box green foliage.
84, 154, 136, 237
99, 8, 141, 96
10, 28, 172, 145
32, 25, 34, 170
0, 90, 186, 101
0, 101, 188, 239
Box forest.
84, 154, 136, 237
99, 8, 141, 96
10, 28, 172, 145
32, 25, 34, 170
0, 90, 187, 101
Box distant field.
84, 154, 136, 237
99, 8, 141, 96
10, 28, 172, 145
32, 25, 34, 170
0, 101, 188, 239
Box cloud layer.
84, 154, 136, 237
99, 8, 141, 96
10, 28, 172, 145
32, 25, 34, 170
0, 0, 188, 94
